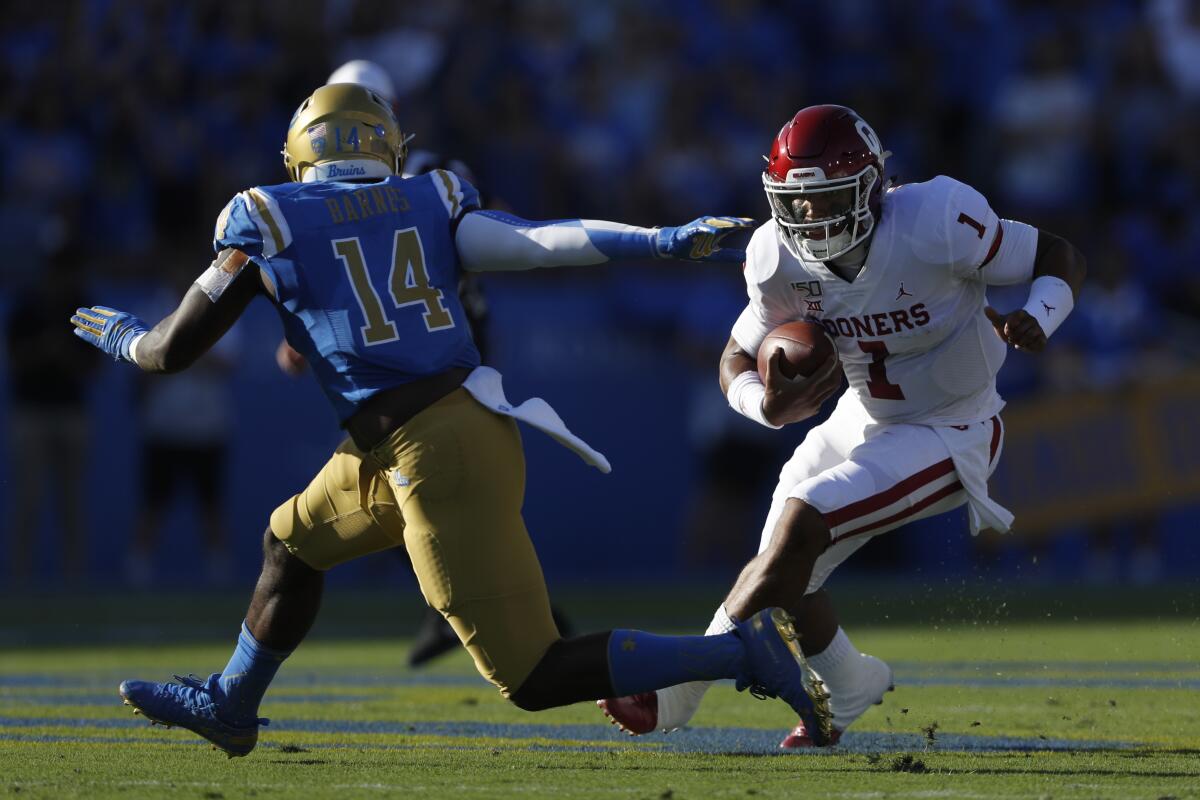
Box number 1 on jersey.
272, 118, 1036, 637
334, 238, 397, 344
333, 228, 455, 346
858, 340, 905, 400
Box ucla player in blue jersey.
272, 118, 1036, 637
71, 83, 833, 756
280, 58, 579, 668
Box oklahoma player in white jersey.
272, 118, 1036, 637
600, 104, 1086, 747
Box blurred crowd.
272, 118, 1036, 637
2, 0, 1199, 587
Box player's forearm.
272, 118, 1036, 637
137, 280, 258, 373
133, 306, 219, 373
1007, 231, 1085, 342
720, 337, 785, 428
1032, 232, 1086, 298
719, 340, 757, 395
456, 210, 657, 272
130, 314, 198, 374
981, 230, 1086, 349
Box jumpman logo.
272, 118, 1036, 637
1041, 301, 1056, 315
896, 282, 913, 301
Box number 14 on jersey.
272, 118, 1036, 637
333, 228, 456, 345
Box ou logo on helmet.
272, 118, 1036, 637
855, 120, 883, 157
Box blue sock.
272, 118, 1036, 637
606, 630, 745, 696
217, 622, 291, 723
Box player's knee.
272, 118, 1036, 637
262, 526, 321, 575
262, 526, 288, 562
506, 640, 566, 712
508, 679, 552, 712
507, 665, 555, 712
764, 499, 829, 567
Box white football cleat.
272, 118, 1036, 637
780, 653, 893, 749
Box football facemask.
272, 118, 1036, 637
763, 164, 879, 262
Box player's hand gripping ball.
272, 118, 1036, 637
757, 321, 842, 426
757, 321, 835, 379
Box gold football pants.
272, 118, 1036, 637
269, 388, 560, 696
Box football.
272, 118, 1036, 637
756, 320, 834, 381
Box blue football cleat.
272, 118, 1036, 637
118, 673, 267, 758
735, 608, 834, 746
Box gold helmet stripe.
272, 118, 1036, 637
244, 188, 291, 257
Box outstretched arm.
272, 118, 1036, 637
71, 248, 264, 373
455, 210, 754, 272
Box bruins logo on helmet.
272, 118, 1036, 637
283, 83, 409, 182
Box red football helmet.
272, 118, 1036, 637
763, 105, 888, 262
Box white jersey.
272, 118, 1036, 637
733, 175, 1037, 427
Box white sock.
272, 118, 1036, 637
704, 604, 737, 635
805, 627, 892, 731
654, 605, 734, 731
807, 627, 857, 683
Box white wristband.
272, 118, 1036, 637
726, 370, 782, 429
128, 332, 147, 368
1020, 275, 1074, 339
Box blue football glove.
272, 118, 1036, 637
70, 305, 149, 363
655, 216, 755, 262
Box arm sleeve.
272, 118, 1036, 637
455, 210, 658, 272
977, 219, 1039, 285
920, 176, 1008, 280
731, 304, 775, 355
932, 177, 1038, 284
729, 226, 796, 354
907, 177, 1012, 281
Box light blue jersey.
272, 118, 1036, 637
214, 170, 482, 421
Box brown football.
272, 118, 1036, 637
756, 320, 834, 381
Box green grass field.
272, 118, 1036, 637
2, 585, 1198, 799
